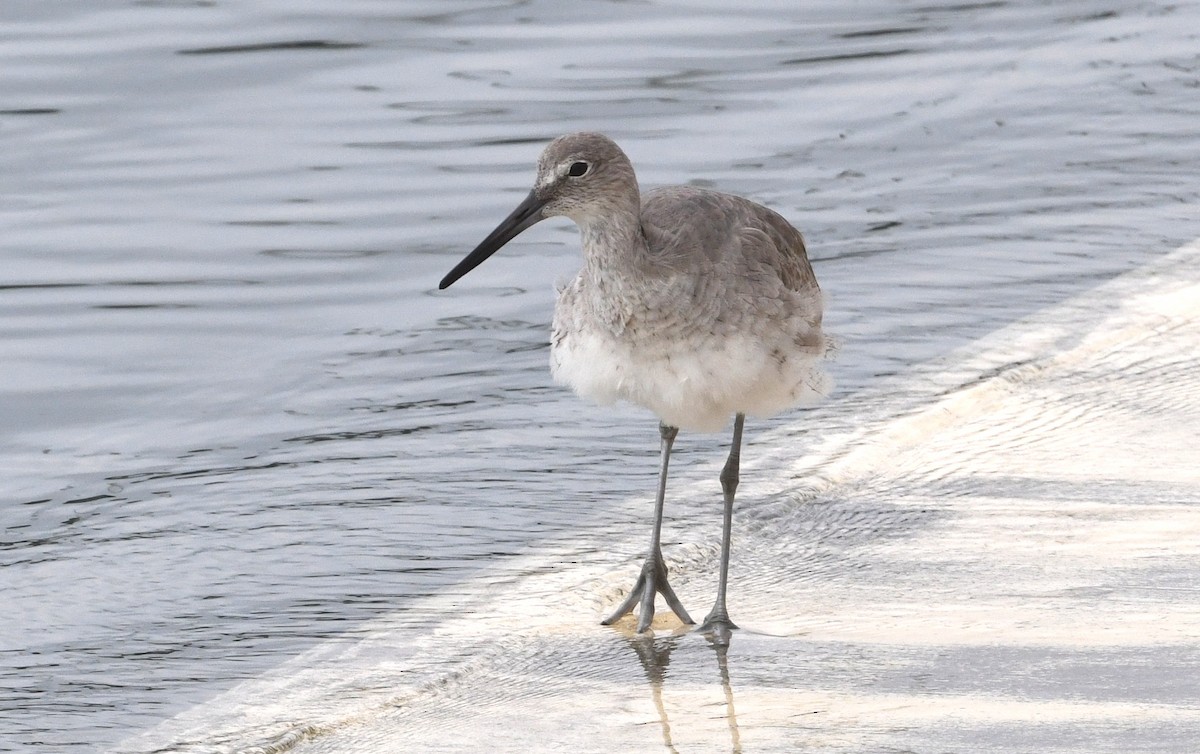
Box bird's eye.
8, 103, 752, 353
567, 161, 589, 177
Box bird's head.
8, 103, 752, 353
439, 132, 638, 290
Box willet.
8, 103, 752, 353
439, 132, 829, 635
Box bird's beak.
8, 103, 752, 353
439, 190, 548, 289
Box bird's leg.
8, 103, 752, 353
602, 422, 694, 632
699, 413, 744, 634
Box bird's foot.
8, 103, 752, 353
601, 550, 694, 632
697, 606, 738, 645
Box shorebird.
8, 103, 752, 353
439, 132, 829, 634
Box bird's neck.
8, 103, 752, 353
576, 206, 652, 282
573, 213, 661, 336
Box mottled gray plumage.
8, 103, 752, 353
440, 132, 830, 636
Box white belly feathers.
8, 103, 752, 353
550, 318, 829, 433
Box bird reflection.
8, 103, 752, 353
705, 630, 742, 754
625, 631, 683, 753
615, 626, 741, 753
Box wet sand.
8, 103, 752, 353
119, 241, 1200, 752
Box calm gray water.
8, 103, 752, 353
2, 0, 1197, 751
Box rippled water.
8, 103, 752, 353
2, 0, 1198, 751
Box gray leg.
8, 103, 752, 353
699, 413, 744, 634
602, 422, 694, 632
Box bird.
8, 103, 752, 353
438, 132, 829, 635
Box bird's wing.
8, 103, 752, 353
738, 200, 819, 295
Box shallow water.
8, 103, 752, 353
1, 0, 1198, 751
117, 242, 1200, 753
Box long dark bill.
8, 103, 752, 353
438, 190, 547, 289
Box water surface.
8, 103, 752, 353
1, 0, 1198, 751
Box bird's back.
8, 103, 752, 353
640, 186, 820, 304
